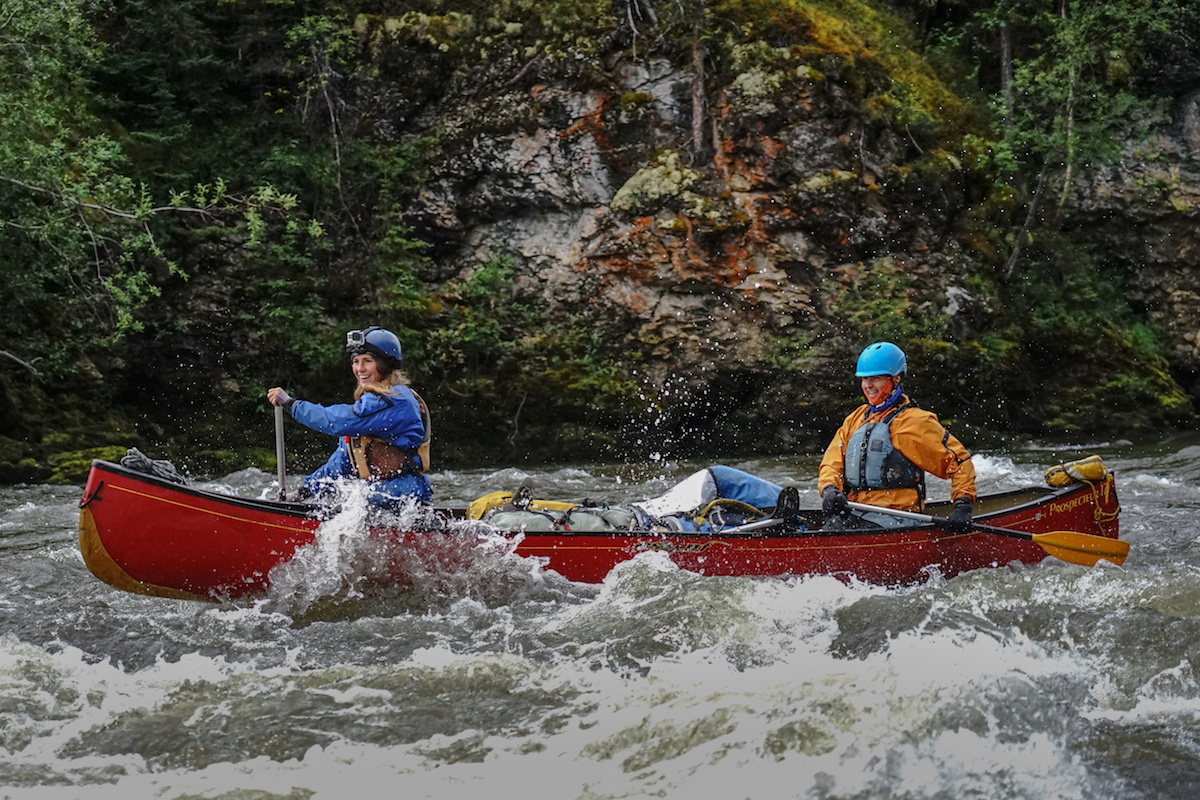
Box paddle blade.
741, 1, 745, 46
1030, 531, 1130, 567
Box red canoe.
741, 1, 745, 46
78, 459, 1124, 601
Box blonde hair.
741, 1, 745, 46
353, 368, 410, 401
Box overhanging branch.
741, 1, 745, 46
0, 349, 43, 379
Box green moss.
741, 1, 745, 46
618, 91, 653, 109
820, 256, 947, 344
368, 10, 477, 48
533, 332, 640, 408
188, 449, 272, 476
715, 0, 975, 138
0, 436, 24, 464
0, 438, 42, 483
41, 432, 75, 450
957, 181, 1021, 263
728, 68, 786, 114
1028, 319, 1193, 434
764, 332, 816, 372
48, 446, 128, 485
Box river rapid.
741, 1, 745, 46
2, 435, 1200, 799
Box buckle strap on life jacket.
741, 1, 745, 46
411, 388, 432, 473
346, 435, 419, 480
844, 403, 924, 494
344, 387, 433, 480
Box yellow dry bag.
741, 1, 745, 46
1044, 455, 1110, 487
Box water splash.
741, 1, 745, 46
258, 481, 571, 619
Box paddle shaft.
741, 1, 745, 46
274, 404, 286, 500
848, 501, 1040, 540
846, 500, 1129, 567
726, 517, 784, 533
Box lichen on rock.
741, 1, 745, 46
610, 150, 702, 213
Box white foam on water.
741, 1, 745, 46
1085, 657, 1200, 737
11, 454, 1187, 799
1, 555, 1133, 800
0, 632, 300, 789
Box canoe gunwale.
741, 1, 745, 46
81, 458, 1104, 541
78, 458, 1122, 599
81, 459, 317, 519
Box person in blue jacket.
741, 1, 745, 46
268, 326, 433, 507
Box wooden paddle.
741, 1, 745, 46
274, 403, 287, 501
846, 501, 1129, 567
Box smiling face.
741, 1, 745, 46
351, 353, 383, 385
860, 374, 895, 406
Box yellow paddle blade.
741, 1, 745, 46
1030, 531, 1129, 567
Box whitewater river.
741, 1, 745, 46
2, 434, 1200, 799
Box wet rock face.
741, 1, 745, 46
1066, 91, 1200, 391
405, 52, 956, 405
369, 11, 1198, 442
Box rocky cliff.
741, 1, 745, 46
2, 0, 1197, 482
375, 1, 1196, 459
1067, 88, 1200, 400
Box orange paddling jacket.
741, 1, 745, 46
818, 397, 976, 512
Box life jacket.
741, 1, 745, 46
843, 403, 925, 495
345, 389, 432, 480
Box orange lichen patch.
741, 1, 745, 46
561, 92, 614, 151
720, 131, 785, 193
579, 213, 767, 300
712, 84, 795, 192
731, 193, 778, 243
715, 240, 758, 285
527, 85, 614, 150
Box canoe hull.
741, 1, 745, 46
78, 460, 1121, 600
79, 464, 319, 600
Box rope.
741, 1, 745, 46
120, 447, 187, 485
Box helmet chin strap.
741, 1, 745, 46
866, 379, 904, 412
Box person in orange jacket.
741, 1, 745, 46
818, 342, 976, 531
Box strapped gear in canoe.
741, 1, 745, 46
1044, 454, 1120, 538
1044, 455, 1109, 487
468, 466, 804, 533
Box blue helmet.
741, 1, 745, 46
856, 342, 906, 377
346, 326, 402, 367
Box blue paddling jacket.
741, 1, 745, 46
288, 386, 433, 506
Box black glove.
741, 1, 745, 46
821, 486, 849, 517
944, 498, 973, 533
271, 388, 294, 408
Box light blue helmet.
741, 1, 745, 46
346, 326, 402, 369
856, 342, 906, 377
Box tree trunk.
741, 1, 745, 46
1000, 22, 1013, 135
1055, 2, 1076, 212
1057, 78, 1076, 212
688, 37, 707, 166
1005, 169, 1047, 280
